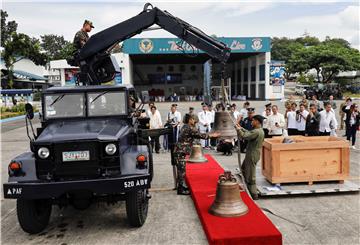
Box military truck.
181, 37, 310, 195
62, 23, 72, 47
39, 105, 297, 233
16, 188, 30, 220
3, 3, 230, 234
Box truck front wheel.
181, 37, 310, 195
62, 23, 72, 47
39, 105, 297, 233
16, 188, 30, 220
17, 199, 52, 234
125, 189, 149, 227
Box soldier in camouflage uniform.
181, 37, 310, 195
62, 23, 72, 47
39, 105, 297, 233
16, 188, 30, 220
174, 114, 219, 195
73, 20, 94, 51
235, 115, 265, 200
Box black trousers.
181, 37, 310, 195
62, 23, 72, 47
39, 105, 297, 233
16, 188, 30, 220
307, 131, 319, 136
210, 123, 217, 146
347, 125, 358, 146
319, 131, 331, 136
297, 130, 306, 136
150, 136, 160, 152
269, 134, 282, 138
263, 128, 270, 138
288, 128, 299, 136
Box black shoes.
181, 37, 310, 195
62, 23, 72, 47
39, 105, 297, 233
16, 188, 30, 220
177, 186, 190, 195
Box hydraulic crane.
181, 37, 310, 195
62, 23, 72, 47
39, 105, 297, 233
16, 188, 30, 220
69, 3, 231, 85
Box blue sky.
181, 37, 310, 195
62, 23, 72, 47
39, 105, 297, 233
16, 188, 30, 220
2, 1, 359, 49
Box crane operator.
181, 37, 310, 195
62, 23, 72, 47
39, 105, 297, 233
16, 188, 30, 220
73, 20, 94, 51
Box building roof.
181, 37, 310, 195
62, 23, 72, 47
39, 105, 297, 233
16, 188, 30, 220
50, 59, 78, 69
13, 70, 48, 81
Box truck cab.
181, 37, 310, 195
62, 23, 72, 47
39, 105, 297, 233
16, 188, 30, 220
4, 85, 154, 234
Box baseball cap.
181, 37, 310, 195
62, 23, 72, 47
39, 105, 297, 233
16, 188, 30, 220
253, 115, 266, 124
84, 20, 95, 28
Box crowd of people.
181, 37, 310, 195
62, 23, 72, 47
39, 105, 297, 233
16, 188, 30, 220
144, 94, 359, 154
142, 95, 359, 197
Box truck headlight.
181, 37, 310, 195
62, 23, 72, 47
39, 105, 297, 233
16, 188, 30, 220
105, 143, 117, 155
38, 147, 50, 159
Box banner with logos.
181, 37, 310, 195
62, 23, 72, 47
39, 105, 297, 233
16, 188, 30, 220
123, 37, 270, 55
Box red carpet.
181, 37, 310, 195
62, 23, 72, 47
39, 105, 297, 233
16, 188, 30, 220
186, 155, 282, 245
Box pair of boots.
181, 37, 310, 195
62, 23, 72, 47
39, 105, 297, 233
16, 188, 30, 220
177, 185, 190, 195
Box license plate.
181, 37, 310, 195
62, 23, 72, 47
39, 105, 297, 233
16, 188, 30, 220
62, 151, 90, 162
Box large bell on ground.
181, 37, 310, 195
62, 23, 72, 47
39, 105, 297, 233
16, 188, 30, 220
188, 144, 208, 163
211, 111, 237, 139
209, 170, 248, 217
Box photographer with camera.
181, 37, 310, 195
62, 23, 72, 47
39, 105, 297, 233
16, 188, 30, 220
166, 104, 182, 142
296, 104, 309, 136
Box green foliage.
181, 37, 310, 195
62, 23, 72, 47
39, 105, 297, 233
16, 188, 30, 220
41, 34, 73, 60
1, 10, 18, 47
3, 32, 48, 67
33, 91, 42, 101
297, 74, 315, 85
272, 35, 360, 83
0, 104, 38, 119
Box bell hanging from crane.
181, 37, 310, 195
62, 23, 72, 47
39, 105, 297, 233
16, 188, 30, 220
211, 111, 238, 139
188, 144, 208, 163
209, 170, 248, 217
210, 78, 237, 139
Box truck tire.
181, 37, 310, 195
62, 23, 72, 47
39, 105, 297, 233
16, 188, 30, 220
126, 189, 148, 227
17, 199, 52, 234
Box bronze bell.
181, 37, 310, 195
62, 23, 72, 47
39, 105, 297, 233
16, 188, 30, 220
210, 111, 237, 139
188, 144, 208, 163
209, 170, 248, 217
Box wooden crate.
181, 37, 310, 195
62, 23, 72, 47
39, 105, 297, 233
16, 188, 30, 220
262, 136, 350, 185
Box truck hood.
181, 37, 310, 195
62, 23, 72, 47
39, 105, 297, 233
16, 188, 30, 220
35, 119, 132, 143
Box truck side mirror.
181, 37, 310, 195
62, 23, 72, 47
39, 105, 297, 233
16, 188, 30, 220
25, 103, 34, 120
140, 91, 150, 104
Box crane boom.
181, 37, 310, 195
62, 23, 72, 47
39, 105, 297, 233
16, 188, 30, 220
72, 4, 231, 85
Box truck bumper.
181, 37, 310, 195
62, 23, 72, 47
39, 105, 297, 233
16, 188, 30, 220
3, 174, 151, 199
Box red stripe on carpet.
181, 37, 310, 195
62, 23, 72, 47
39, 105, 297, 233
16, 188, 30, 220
186, 154, 282, 245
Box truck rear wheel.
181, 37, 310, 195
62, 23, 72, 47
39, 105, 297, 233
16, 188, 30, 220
125, 189, 148, 227
17, 199, 52, 234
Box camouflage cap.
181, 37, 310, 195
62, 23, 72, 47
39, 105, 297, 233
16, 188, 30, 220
84, 20, 95, 28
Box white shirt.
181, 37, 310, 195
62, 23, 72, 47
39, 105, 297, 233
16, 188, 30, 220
167, 111, 182, 127
267, 113, 286, 135
209, 109, 216, 124
149, 112, 163, 129
239, 108, 248, 119
319, 110, 338, 133
296, 110, 309, 131
262, 110, 273, 117
198, 110, 213, 131
147, 108, 160, 118
286, 111, 297, 129
231, 110, 241, 121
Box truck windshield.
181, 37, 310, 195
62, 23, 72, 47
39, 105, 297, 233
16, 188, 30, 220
88, 91, 127, 116
45, 93, 85, 119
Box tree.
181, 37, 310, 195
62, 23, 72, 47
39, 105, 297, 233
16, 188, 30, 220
3, 33, 47, 88
271, 37, 307, 80
323, 36, 351, 49
40, 34, 73, 60
1, 10, 18, 46
295, 35, 320, 47
306, 43, 360, 83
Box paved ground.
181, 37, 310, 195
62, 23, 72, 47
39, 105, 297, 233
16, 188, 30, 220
1, 100, 360, 245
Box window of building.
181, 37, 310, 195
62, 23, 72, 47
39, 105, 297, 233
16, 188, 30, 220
180, 65, 185, 72
251, 66, 256, 82
244, 68, 248, 81
259, 64, 265, 81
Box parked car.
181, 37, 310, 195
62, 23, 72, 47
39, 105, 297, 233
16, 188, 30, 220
295, 84, 311, 95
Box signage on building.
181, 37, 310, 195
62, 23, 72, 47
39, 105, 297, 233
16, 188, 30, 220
270, 61, 286, 89
123, 37, 271, 54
